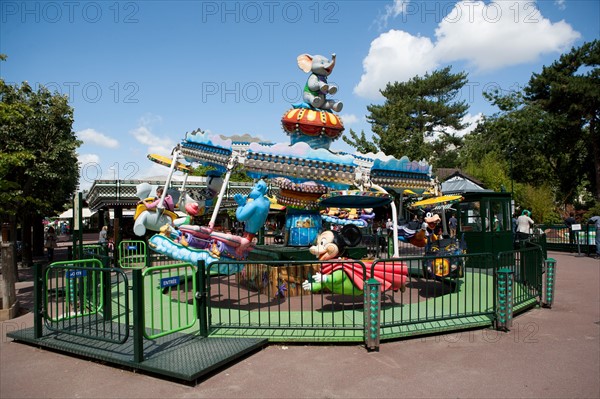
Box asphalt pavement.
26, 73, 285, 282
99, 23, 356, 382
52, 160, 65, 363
1, 251, 598, 398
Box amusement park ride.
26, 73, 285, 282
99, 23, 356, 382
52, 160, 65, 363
133, 52, 438, 283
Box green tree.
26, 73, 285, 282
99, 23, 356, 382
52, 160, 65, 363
1, 63, 81, 262
462, 41, 599, 207
525, 40, 600, 202
191, 164, 252, 182
461, 92, 558, 189
345, 66, 469, 167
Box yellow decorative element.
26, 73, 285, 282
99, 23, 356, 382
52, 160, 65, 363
433, 258, 450, 277
410, 195, 463, 209
210, 242, 221, 257
306, 110, 317, 121
287, 109, 299, 119
328, 113, 338, 125
147, 154, 191, 173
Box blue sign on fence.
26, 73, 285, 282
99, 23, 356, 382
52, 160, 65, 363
127, 245, 138, 250
66, 269, 87, 279
160, 276, 180, 289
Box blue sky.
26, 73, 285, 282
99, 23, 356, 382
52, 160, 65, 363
1, 0, 598, 189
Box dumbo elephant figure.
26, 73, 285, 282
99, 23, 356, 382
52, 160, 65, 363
297, 53, 343, 112
133, 183, 177, 236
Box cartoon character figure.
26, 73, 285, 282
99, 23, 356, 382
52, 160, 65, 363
297, 53, 343, 112
234, 179, 271, 250
133, 183, 178, 236
302, 225, 407, 295
397, 212, 441, 247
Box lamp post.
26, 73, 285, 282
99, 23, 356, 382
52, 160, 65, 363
508, 146, 516, 218
509, 147, 514, 194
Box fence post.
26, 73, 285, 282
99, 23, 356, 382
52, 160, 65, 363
132, 268, 144, 363
258, 227, 265, 245
33, 262, 44, 339
496, 268, 514, 331
101, 256, 112, 321
543, 258, 556, 308
364, 277, 381, 351
196, 260, 209, 337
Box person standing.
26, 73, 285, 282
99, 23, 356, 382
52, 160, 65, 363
448, 213, 457, 238
588, 215, 600, 258
564, 212, 577, 248
44, 226, 58, 262
515, 210, 535, 241
98, 226, 108, 245
385, 218, 393, 236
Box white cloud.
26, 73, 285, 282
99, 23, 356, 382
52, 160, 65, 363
455, 112, 483, 137
77, 128, 119, 148
340, 113, 360, 125
379, 0, 412, 28
77, 153, 101, 190
429, 112, 482, 141
130, 125, 175, 156
78, 153, 100, 166
554, 0, 566, 10
354, 30, 437, 99
434, 1, 581, 71
357, 0, 580, 99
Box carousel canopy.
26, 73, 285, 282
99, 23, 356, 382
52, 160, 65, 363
319, 190, 393, 209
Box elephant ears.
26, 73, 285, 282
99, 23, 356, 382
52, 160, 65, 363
297, 54, 313, 73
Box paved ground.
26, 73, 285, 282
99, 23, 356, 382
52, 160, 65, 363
1, 251, 598, 399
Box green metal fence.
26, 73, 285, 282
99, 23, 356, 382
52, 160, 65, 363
374, 253, 496, 341
33, 236, 552, 352
199, 253, 503, 344
538, 223, 595, 255
497, 246, 543, 311
43, 259, 130, 344
118, 240, 147, 269
204, 259, 368, 340
141, 263, 198, 339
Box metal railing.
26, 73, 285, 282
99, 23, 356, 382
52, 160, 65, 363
141, 263, 198, 339
497, 246, 543, 310
42, 259, 130, 344
36, 234, 552, 353
374, 254, 495, 333
205, 259, 367, 336
537, 223, 595, 255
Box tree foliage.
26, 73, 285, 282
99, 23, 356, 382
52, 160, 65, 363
0, 75, 81, 220
191, 163, 252, 182
461, 41, 599, 208
525, 39, 599, 202
344, 66, 469, 168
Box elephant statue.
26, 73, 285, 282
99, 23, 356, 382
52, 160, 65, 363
297, 53, 343, 112
133, 183, 178, 236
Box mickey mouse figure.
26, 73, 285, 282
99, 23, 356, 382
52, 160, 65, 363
302, 225, 407, 295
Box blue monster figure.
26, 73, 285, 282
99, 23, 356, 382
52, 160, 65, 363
234, 179, 270, 243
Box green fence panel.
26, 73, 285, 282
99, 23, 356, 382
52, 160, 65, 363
142, 262, 198, 339
43, 259, 129, 344
118, 240, 147, 269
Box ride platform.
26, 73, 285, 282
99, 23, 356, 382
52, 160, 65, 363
8, 325, 267, 383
